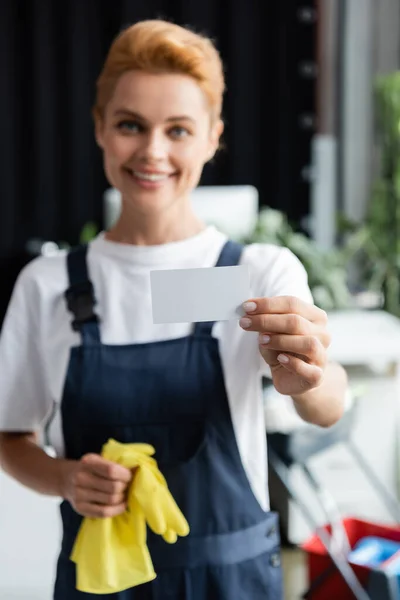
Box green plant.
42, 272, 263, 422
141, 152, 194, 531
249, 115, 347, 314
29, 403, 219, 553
242, 207, 354, 311
79, 221, 99, 243
244, 72, 400, 316
56, 221, 99, 250
339, 72, 400, 317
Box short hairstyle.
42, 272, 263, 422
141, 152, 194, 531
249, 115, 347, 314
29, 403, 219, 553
93, 19, 225, 123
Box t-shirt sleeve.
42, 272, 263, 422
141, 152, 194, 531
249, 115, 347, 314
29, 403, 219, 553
263, 246, 314, 303
0, 262, 52, 431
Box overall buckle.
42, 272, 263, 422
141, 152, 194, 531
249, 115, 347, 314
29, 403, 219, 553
64, 281, 98, 332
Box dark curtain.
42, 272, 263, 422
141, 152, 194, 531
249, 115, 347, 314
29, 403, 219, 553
0, 0, 317, 324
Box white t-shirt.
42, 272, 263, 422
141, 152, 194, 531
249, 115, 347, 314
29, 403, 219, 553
0, 226, 313, 511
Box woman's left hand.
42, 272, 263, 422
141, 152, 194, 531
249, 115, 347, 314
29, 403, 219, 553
239, 296, 331, 397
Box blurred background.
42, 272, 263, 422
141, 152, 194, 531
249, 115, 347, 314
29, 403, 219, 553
1, 0, 318, 323
3, 0, 400, 599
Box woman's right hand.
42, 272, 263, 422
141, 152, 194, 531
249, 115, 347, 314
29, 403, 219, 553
61, 453, 133, 518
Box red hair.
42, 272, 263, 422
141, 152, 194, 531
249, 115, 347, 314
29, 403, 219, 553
94, 20, 225, 123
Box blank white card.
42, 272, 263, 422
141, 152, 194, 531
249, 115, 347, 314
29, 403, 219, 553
150, 265, 250, 324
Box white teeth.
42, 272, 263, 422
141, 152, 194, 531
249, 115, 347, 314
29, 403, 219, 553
133, 171, 169, 182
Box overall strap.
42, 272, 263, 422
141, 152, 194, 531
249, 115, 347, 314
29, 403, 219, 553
214, 240, 244, 268
64, 245, 101, 344
193, 240, 244, 337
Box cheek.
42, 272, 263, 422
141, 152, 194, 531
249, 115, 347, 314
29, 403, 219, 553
103, 134, 135, 165
101, 137, 133, 186
175, 144, 208, 177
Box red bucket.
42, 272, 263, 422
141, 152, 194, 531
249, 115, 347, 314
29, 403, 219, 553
301, 518, 400, 599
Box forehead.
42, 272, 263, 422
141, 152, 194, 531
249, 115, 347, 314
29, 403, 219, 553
107, 70, 209, 121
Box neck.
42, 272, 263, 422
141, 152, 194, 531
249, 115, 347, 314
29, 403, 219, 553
105, 197, 206, 246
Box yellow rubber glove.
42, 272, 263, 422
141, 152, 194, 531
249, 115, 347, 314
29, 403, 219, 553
133, 455, 190, 544
70, 439, 190, 594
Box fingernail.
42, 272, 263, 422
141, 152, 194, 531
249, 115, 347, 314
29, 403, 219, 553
277, 354, 289, 364
243, 301, 257, 313
239, 317, 252, 328
259, 334, 270, 345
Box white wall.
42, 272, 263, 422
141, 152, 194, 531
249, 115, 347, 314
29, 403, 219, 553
0, 471, 61, 599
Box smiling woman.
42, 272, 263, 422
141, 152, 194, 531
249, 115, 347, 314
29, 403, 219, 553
95, 69, 223, 243
0, 18, 346, 600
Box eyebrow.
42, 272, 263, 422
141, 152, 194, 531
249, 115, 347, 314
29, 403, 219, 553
113, 109, 196, 124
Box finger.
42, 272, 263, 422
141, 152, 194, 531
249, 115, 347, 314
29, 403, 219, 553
276, 354, 324, 388
163, 529, 178, 544
240, 313, 313, 336
123, 443, 156, 457
134, 469, 167, 535
144, 502, 167, 535
75, 469, 129, 494
75, 486, 126, 506
161, 491, 190, 536
81, 454, 132, 482
243, 297, 327, 324
77, 501, 127, 519
259, 334, 327, 366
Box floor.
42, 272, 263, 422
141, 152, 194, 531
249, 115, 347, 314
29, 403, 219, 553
282, 548, 308, 600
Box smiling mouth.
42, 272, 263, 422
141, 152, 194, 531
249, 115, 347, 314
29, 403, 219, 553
125, 168, 175, 182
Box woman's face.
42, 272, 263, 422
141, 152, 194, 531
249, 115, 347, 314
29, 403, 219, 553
96, 70, 223, 215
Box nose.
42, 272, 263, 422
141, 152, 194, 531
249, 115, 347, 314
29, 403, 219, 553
139, 130, 168, 163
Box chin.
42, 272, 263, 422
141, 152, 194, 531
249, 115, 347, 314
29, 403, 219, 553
124, 189, 182, 213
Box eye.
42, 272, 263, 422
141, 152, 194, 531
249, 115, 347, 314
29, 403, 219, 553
169, 126, 191, 139
116, 120, 143, 133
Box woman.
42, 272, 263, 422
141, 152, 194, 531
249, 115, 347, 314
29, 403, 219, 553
0, 19, 347, 599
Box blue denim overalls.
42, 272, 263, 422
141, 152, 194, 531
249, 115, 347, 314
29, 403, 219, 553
53, 241, 283, 599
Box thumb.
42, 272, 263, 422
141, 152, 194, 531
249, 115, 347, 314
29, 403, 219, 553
259, 345, 279, 367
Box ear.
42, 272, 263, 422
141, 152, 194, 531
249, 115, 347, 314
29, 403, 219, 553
207, 119, 224, 161
94, 111, 105, 149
